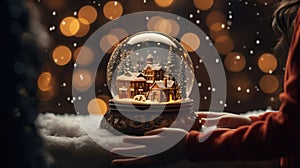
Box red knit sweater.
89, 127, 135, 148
186, 8, 300, 168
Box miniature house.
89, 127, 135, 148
148, 79, 176, 102
116, 53, 180, 102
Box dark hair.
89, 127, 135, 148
272, 0, 300, 52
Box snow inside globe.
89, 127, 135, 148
102, 31, 196, 135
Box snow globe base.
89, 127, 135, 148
100, 99, 195, 136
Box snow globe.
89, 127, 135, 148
101, 31, 196, 135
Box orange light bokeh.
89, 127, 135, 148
259, 75, 279, 94
73, 69, 93, 92
154, 0, 174, 7
78, 5, 98, 24
52, 45, 72, 66
73, 46, 94, 66
224, 52, 246, 72
59, 16, 80, 37
37, 72, 52, 92
214, 37, 234, 55
87, 98, 108, 115
180, 32, 201, 52
103, 1, 123, 20
193, 0, 214, 11
99, 34, 119, 53
258, 53, 277, 74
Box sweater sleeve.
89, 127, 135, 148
186, 8, 300, 161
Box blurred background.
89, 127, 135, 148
28, 0, 285, 115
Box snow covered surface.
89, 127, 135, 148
36, 108, 279, 168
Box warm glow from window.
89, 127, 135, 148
59, 16, 80, 37
259, 75, 279, 94
52, 45, 72, 66
87, 98, 108, 115
103, 1, 123, 20
78, 5, 98, 24
258, 53, 277, 74
224, 52, 246, 72
193, 0, 214, 11
180, 32, 201, 52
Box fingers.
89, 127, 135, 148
112, 156, 155, 167
123, 135, 161, 145
144, 128, 165, 136
111, 145, 148, 157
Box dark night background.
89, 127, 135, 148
6, 0, 285, 167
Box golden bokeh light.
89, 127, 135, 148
180, 32, 201, 52
154, 18, 172, 35
74, 46, 94, 66
206, 10, 226, 28
154, 0, 174, 7
110, 28, 128, 41
52, 45, 72, 66
210, 22, 224, 32
74, 19, 90, 38
209, 29, 230, 41
60, 17, 80, 37
103, 1, 123, 20
258, 53, 277, 73
259, 75, 279, 94
73, 69, 92, 92
43, 0, 65, 9
78, 5, 98, 24
214, 37, 234, 55
147, 16, 164, 31
193, 0, 214, 11
38, 72, 52, 92
99, 34, 119, 53
87, 98, 108, 115
224, 52, 246, 72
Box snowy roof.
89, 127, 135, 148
145, 64, 162, 70
147, 53, 154, 59
117, 71, 146, 81
151, 80, 175, 89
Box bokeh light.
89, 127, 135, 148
52, 45, 72, 66
110, 28, 128, 41
154, 0, 174, 8
224, 52, 246, 72
259, 75, 279, 94
258, 53, 277, 74
214, 37, 234, 55
99, 34, 119, 53
103, 1, 123, 20
43, 0, 65, 9
59, 16, 80, 37
87, 98, 108, 115
73, 46, 94, 66
206, 10, 226, 28
38, 72, 52, 92
209, 29, 230, 42
78, 5, 98, 24
147, 16, 164, 31
74, 19, 90, 38
180, 32, 201, 52
73, 69, 92, 92
193, 0, 214, 11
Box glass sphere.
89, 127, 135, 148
107, 31, 194, 102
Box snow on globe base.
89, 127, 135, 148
100, 31, 196, 136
